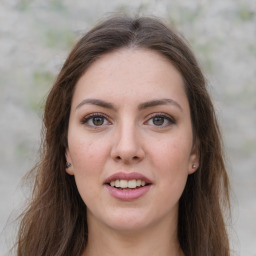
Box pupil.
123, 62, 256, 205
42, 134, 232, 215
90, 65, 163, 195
93, 117, 104, 125
153, 116, 164, 126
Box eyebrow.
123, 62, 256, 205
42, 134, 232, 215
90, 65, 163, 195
76, 99, 116, 110
138, 98, 183, 111
76, 98, 183, 111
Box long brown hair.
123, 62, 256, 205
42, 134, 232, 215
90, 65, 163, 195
16, 16, 230, 256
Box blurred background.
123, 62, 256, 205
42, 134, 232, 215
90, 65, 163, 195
0, 0, 255, 255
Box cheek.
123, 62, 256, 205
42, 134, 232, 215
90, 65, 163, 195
151, 140, 190, 211
153, 135, 192, 170
150, 134, 192, 192
69, 137, 110, 203
69, 134, 109, 172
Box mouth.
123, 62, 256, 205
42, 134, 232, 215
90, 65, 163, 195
107, 179, 150, 190
104, 172, 152, 200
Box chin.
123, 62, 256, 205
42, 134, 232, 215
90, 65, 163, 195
103, 209, 155, 233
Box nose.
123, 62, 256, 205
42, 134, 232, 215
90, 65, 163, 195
110, 123, 145, 164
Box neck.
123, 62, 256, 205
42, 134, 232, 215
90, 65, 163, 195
82, 216, 184, 256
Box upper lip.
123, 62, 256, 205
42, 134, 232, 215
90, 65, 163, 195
104, 172, 152, 184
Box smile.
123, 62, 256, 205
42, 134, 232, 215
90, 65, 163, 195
109, 179, 147, 189
104, 172, 152, 200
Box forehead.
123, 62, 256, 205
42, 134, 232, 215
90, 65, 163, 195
72, 48, 188, 110
81, 47, 182, 81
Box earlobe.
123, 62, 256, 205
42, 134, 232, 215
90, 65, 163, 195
188, 158, 199, 174
65, 149, 74, 175
66, 162, 72, 169
188, 140, 200, 174
188, 163, 199, 174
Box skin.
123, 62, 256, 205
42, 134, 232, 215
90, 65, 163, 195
66, 48, 199, 256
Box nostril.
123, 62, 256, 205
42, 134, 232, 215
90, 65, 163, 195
115, 155, 140, 161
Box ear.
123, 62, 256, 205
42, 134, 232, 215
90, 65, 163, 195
65, 148, 74, 175
188, 140, 200, 175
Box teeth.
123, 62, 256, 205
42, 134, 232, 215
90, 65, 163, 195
136, 180, 141, 186
128, 180, 136, 188
115, 180, 120, 187
109, 179, 147, 189
120, 180, 127, 188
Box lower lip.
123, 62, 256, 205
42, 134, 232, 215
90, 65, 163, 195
105, 185, 152, 201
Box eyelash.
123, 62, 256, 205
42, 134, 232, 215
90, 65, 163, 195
145, 113, 176, 127
81, 113, 111, 127
81, 112, 175, 128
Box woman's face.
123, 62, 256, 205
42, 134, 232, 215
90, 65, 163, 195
66, 48, 199, 233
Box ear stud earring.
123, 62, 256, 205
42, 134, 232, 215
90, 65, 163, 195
192, 164, 197, 169
66, 162, 72, 168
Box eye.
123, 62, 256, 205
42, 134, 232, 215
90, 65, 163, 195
81, 113, 111, 127
152, 116, 166, 126
145, 113, 175, 127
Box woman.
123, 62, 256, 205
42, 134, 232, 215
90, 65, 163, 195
17, 16, 231, 255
